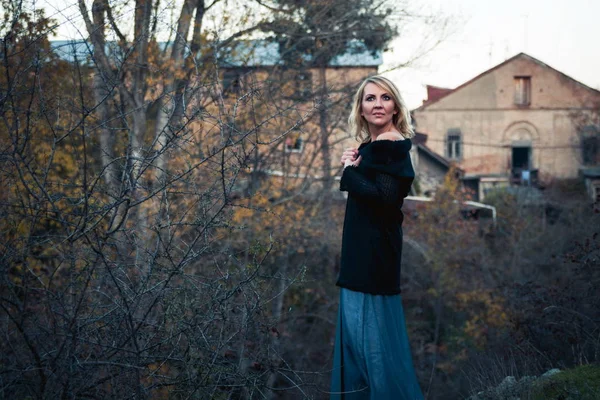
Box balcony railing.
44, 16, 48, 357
511, 168, 539, 187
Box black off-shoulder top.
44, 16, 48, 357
336, 138, 414, 295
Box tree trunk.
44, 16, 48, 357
153, 0, 201, 185
318, 66, 332, 198
90, 0, 116, 190
318, 65, 336, 249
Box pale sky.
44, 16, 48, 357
383, 0, 600, 109
40, 0, 599, 111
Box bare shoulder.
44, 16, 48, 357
375, 131, 405, 141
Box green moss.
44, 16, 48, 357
529, 365, 600, 400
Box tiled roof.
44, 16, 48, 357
422, 85, 452, 106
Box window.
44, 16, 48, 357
294, 72, 312, 99
582, 136, 598, 165
285, 133, 303, 153
512, 146, 531, 170
581, 125, 599, 165
514, 76, 531, 106
223, 69, 247, 94
446, 128, 462, 160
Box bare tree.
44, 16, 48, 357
0, 0, 455, 398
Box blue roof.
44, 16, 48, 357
50, 39, 382, 67
330, 40, 383, 67
50, 40, 124, 64
50, 40, 91, 63
219, 40, 382, 67
219, 41, 282, 67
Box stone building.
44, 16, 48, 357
51, 39, 381, 197
412, 53, 600, 201
410, 132, 455, 197
216, 40, 381, 196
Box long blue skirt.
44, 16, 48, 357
330, 288, 424, 400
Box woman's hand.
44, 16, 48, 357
341, 148, 358, 166
342, 148, 362, 168
347, 155, 362, 167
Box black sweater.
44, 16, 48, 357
336, 138, 414, 295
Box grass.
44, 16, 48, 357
528, 364, 600, 400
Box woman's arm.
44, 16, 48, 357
340, 166, 410, 205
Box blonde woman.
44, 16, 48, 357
330, 76, 423, 400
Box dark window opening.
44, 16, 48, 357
446, 128, 462, 160
583, 136, 599, 165
285, 134, 303, 153
581, 125, 599, 165
294, 72, 312, 99
223, 69, 248, 94
512, 146, 530, 170
511, 146, 535, 185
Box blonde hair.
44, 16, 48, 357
348, 75, 414, 144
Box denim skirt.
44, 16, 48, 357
330, 288, 424, 400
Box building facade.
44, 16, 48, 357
215, 40, 381, 195
412, 53, 600, 200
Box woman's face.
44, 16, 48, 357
360, 82, 397, 129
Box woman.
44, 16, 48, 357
330, 76, 423, 400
